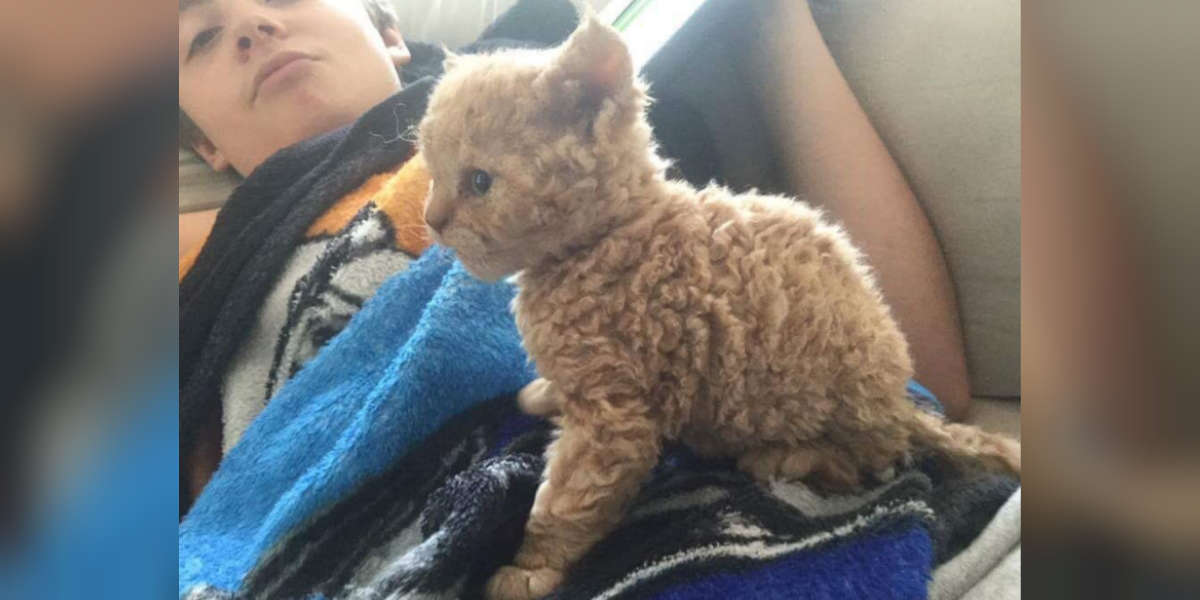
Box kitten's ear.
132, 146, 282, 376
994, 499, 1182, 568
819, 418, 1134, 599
538, 16, 634, 109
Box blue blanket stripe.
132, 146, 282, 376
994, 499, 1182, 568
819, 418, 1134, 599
645, 526, 932, 600
180, 247, 536, 595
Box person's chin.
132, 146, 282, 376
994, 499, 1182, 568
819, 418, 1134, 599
262, 83, 356, 138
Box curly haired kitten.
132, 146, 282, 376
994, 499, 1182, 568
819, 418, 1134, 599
419, 17, 1020, 600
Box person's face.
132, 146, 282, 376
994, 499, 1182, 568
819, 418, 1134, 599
179, 0, 410, 175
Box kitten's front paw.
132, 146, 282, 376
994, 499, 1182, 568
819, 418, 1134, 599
517, 378, 560, 417
485, 565, 564, 600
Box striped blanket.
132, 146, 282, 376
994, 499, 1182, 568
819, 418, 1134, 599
180, 247, 1017, 600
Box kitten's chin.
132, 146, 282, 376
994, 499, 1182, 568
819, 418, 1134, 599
457, 254, 518, 283
439, 229, 522, 282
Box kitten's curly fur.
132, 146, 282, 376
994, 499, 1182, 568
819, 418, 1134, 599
419, 17, 1019, 600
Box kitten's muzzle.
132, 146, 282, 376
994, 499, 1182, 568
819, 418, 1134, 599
425, 214, 449, 233
424, 203, 454, 233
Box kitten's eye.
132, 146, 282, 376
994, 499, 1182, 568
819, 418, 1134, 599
468, 169, 492, 196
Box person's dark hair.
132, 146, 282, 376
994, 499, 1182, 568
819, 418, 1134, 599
179, 0, 400, 153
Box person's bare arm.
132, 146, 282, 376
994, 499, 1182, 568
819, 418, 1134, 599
754, 1, 971, 419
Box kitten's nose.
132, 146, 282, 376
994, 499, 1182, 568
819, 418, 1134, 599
425, 207, 451, 233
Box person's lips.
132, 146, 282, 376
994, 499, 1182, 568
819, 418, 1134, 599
252, 51, 314, 103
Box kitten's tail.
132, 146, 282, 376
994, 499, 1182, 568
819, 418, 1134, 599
907, 410, 1021, 476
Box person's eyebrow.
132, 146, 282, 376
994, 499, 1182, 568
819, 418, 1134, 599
179, 0, 212, 14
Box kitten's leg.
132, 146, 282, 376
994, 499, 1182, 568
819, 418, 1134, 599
517, 378, 561, 417
486, 418, 660, 600
737, 443, 822, 483
810, 451, 862, 492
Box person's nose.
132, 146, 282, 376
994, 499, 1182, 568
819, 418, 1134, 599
233, 12, 286, 58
